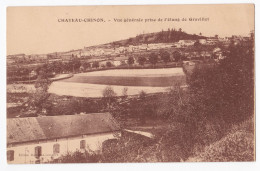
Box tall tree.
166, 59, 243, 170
128, 57, 134, 66
72, 58, 81, 72
92, 61, 99, 69
29, 65, 52, 115
106, 61, 113, 67
121, 87, 128, 101
161, 51, 171, 64
138, 57, 146, 66
102, 86, 117, 110
149, 53, 158, 67
172, 51, 182, 62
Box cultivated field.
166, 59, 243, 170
76, 68, 185, 77
49, 82, 169, 97
7, 68, 186, 97
61, 68, 186, 87
61, 76, 185, 87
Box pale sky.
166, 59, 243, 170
7, 4, 254, 55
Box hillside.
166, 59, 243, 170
105, 29, 206, 47
187, 117, 255, 162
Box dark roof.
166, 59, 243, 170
7, 113, 120, 144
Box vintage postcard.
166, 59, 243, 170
6, 4, 255, 164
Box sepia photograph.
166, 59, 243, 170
6, 4, 255, 164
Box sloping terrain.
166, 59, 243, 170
103, 30, 206, 46
187, 118, 255, 162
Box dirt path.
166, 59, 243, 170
124, 129, 154, 138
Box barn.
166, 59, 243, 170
7, 113, 120, 164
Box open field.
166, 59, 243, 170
77, 68, 185, 77
61, 68, 186, 87
54, 68, 186, 97
7, 68, 186, 97
7, 82, 172, 97
61, 75, 185, 87
49, 82, 170, 97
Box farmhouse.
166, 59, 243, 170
206, 37, 219, 45
7, 113, 120, 164
178, 40, 196, 47
112, 60, 121, 66
199, 39, 207, 44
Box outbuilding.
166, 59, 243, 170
7, 113, 120, 164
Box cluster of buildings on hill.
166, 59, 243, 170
7, 33, 253, 70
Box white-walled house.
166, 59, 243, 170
178, 40, 196, 47
7, 113, 120, 164
199, 39, 207, 44
112, 60, 121, 66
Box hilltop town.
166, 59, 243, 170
7, 29, 253, 83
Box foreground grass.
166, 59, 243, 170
187, 117, 254, 162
